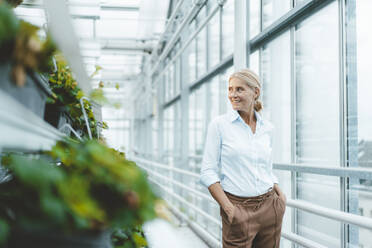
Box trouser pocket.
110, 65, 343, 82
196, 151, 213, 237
221, 205, 247, 241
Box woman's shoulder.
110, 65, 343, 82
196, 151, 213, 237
260, 118, 275, 133
210, 113, 231, 126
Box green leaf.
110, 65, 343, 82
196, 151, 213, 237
40, 194, 67, 225
133, 232, 147, 247
0, 219, 9, 244
9, 155, 65, 189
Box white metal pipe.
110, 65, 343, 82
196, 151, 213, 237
148, 178, 221, 227
281, 231, 328, 248
167, 201, 222, 248
80, 96, 93, 139
287, 199, 372, 230
59, 123, 83, 141
134, 157, 199, 178
136, 156, 372, 231
138, 163, 216, 203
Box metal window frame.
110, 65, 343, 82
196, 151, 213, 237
249, 0, 335, 52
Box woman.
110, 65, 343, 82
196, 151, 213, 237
200, 68, 286, 248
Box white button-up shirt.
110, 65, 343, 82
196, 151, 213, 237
199, 110, 278, 197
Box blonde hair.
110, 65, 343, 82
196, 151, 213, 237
228, 68, 263, 112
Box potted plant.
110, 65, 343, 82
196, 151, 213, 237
0, 2, 56, 118
46, 59, 108, 138
0, 139, 160, 247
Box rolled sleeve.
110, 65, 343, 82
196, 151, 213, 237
199, 120, 221, 188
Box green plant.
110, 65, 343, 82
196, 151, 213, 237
47, 59, 108, 138
0, 2, 20, 62
111, 226, 148, 248
0, 139, 159, 244
0, 2, 57, 86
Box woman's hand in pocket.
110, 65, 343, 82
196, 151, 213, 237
274, 184, 287, 204
224, 203, 236, 224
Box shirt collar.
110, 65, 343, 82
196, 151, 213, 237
229, 109, 263, 125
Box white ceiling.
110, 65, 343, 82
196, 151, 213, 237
14, 0, 170, 102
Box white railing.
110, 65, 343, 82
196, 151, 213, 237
132, 156, 372, 248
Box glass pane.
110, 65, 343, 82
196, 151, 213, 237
262, 0, 291, 29
295, 2, 340, 247
220, 66, 233, 114
175, 58, 181, 96
164, 66, 169, 101
274, 169, 292, 237
250, 0, 260, 37
347, 224, 372, 248
189, 85, 206, 158
355, 0, 372, 171
188, 38, 197, 83
189, 92, 196, 157
152, 118, 158, 156
164, 106, 174, 164
174, 101, 182, 161
169, 64, 174, 99
222, 0, 234, 58
297, 209, 341, 248
101, 108, 128, 151
210, 77, 219, 123
250, 50, 259, 74
208, 11, 220, 69
346, 0, 372, 247
197, 27, 207, 78
261, 31, 291, 164
295, 1, 339, 167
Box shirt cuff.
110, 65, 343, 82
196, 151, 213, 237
199, 174, 220, 188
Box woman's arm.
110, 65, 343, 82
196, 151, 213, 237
200, 121, 235, 222
208, 182, 235, 223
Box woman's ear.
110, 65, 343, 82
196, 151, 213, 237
255, 87, 260, 100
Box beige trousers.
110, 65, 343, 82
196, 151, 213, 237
220, 188, 286, 248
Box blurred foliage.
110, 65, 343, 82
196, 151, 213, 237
47, 59, 108, 138
0, 3, 57, 86
112, 226, 148, 248
0, 139, 159, 244
0, 3, 19, 62
2, 0, 23, 7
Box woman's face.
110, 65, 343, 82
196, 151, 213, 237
228, 77, 258, 112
